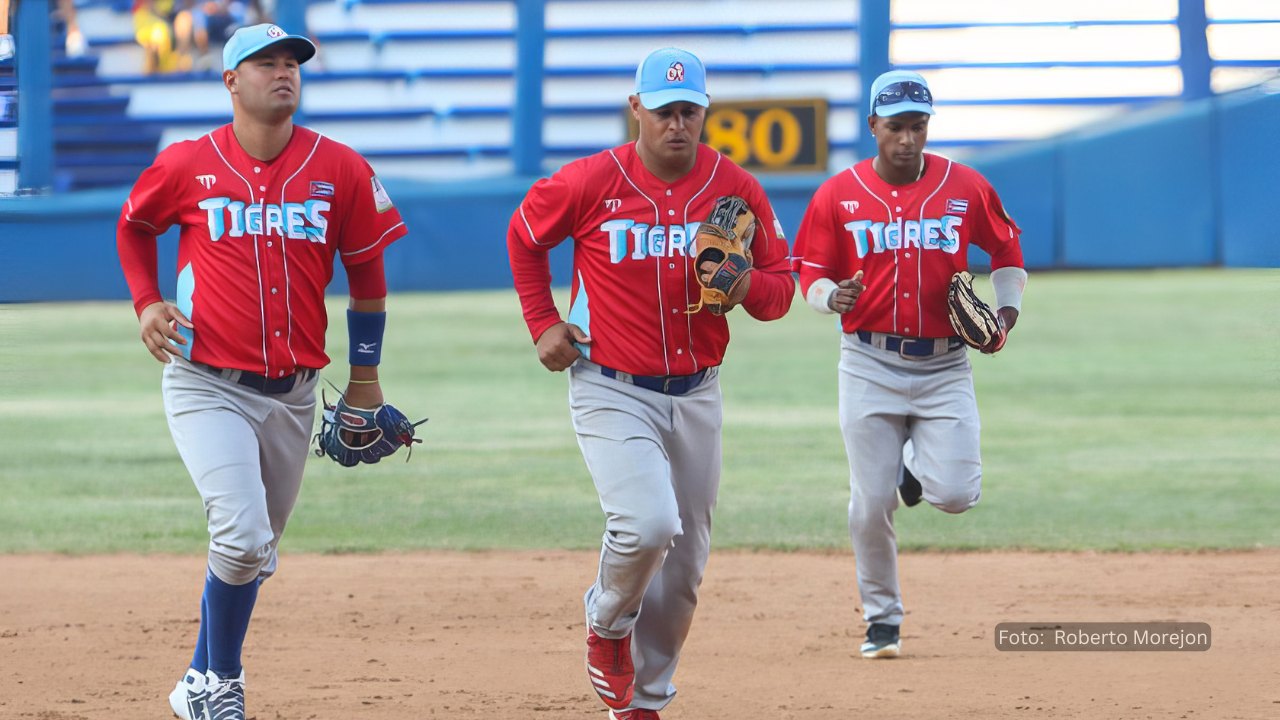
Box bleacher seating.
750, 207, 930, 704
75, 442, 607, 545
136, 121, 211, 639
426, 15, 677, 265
0, 63, 16, 195
15, 0, 1280, 191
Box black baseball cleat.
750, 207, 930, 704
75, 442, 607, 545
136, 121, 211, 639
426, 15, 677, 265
205, 669, 246, 720
861, 623, 901, 658
898, 465, 923, 507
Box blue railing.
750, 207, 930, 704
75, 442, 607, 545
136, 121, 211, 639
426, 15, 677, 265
8, 0, 1280, 191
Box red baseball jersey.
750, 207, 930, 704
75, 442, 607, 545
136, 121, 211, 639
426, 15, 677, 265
792, 152, 1023, 337
117, 124, 407, 378
508, 143, 794, 377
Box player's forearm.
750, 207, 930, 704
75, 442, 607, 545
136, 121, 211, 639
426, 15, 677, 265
740, 264, 796, 321
115, 222, 164, 316
346, 255, 387, 385
507, 228, 562, 341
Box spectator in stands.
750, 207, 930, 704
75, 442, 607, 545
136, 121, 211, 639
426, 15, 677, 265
179, 1, 249, 70
133, 0, 192, 74
0, 0, 15, 62
0, 0, 84, 61
57, 0, 85, 57
247, 0, 273, 24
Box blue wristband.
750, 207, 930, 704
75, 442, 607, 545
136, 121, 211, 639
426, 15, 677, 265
347, 309, 386, 366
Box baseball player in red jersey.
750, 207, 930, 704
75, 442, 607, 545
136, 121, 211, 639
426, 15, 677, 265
792, 70, 1028, 659
115, 24, 409, 720
507, 48, 794, 719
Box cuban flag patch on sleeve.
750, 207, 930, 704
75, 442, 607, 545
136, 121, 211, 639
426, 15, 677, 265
310, 181, 335, 198
946, 198, 969, 214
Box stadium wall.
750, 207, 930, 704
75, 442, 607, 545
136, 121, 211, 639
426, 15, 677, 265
1, 86, 1277, 303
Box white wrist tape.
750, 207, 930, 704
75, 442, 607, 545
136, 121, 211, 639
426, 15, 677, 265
990, 266, 1028, 311
806, 278, 839, 314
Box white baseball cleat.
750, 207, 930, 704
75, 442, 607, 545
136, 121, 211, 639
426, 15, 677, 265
169, 667, 210, 720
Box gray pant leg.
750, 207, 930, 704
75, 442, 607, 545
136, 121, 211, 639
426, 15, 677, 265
163, 360, 315, 585
572, 367, 681, 638
631, 374, 722, 710
253, 376, 316, 580
839, 338, 911, 626
904, 354, 982, 514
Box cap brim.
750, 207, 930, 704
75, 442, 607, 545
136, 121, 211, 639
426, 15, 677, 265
874, 101, 935, 117
639, 88, 710, 110
229, 36, 317, 70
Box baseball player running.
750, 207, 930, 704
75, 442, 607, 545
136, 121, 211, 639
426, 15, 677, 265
507, 48, 794, 719
792, 70, 1027, 659
115, 24, 410, 720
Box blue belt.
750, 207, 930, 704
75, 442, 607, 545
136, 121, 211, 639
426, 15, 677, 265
598, 365, 710, 396
856, 330, 963, 359
194, 361, 317, 395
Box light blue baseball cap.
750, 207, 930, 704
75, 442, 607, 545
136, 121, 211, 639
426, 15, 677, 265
869, 69, 935, 117
223, 23, 316, 71
635, 47, 709, 109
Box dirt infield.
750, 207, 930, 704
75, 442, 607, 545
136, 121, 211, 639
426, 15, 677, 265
2, 550, 1277, 720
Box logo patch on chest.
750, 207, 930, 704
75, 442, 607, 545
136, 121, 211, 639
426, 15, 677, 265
310, 181, 335, 198
946, 198, 969, 214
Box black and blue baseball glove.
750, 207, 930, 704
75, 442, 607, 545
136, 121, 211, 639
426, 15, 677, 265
315, 396, 425, 466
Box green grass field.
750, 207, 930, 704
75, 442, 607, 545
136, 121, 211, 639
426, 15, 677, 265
0, 269, 1277, 553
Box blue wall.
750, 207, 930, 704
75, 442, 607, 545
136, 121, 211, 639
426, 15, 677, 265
2, 87, 1277, 303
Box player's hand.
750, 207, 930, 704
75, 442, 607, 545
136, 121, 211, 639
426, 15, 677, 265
536, 321, 592, 372
827, 270, 865, 313
981, 307, 1019, 354
138, 301, 194, 363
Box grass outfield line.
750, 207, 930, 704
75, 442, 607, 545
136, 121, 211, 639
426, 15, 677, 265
0, 269, 1277, 553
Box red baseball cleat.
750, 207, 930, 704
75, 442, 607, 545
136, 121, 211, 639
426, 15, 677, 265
586, 627, 634, 710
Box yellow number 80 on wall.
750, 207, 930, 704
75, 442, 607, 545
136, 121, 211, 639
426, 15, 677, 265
702, 98, 828, 172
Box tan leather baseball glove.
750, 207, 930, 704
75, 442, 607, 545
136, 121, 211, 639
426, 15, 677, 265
687, 195, 756, 315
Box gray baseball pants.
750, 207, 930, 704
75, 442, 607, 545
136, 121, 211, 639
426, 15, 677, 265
162, 357, 317, 585
838, 334, 982, 627
570, 359, 722, 712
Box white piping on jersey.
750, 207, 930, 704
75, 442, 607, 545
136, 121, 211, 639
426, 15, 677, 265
680, 153, 721, 372
277, 132, 324, 373
208, 131, 269, 375
915, 158, 953, 333
342, 221, 405, 258
848, 165, 898, 332
518, 206, 550, 246
799, 259, 829, 270
607, 149, 669, 375
124, 199, 161, 231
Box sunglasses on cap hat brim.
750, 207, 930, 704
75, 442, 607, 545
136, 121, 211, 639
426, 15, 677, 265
873, 81, 933, 112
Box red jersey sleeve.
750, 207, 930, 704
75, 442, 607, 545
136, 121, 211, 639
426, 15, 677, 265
507, 168, 584, 342
968, 175, 1024, 270
336, 155, 408, 267
116, 149, 181, 316
793, 178, 851, 296
509, 171, 580, 250
122, 148, 181, 234
738, 175, 795, 320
